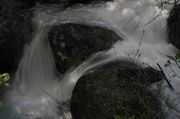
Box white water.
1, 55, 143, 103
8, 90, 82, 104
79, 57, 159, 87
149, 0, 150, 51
1, 0, 180, 118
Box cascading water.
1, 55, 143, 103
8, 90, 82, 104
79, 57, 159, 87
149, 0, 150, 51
0, 0, 180, 119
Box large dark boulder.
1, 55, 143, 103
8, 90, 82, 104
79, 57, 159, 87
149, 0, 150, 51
0, 2, 32, 72
167, 4, 180, 49
0, 0, 31, 10
11, 0, 113, 8
48, 23, 121, 74
70, 61, 165, 119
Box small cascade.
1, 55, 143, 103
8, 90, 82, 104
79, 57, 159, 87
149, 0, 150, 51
3, 10, 120, 118
0, 0, 180, 119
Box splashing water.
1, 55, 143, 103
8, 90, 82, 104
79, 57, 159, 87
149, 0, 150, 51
1, 0, 180, 118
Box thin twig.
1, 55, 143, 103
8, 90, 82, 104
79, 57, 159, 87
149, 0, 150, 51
141, 0, 164, 27
133, 30, 145, 63
39, 87, 71, 118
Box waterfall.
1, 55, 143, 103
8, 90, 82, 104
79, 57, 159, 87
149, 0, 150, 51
7, 25, 63, 118
1, 5, 121, 118
0, 0, 180, 119
6, 25, 118, 119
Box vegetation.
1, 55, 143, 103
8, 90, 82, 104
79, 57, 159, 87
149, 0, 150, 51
156, 52, 180, 115
0, 73, 10, 106
165, 52, 180, 68
163, 52, 180, 86
0, 73, 10, 88
114, 115, 135, 119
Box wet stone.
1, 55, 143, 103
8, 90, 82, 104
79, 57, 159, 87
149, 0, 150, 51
70, 61, 165, 119
48, 23, 121, 74
167, 4, 180, 49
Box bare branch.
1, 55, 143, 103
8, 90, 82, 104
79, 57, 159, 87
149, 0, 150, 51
133, 30, 145, 63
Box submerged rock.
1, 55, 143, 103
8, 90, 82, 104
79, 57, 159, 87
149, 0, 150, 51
0, 3, 32, 72
70, 61, 165, 119
167, 4, 180, 49
48, 23, 121, 74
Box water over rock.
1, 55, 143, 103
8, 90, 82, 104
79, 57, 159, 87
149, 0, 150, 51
167, 4, 180, 49
48, 23, 121, 74
70, 61, 165, 119
0, 2, 32, 72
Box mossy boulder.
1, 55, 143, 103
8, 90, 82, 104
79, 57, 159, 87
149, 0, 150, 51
167, 4, 180, 49
70, 61, 165, 119
48, 23, 121, 74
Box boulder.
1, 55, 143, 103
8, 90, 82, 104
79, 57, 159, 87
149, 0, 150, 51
48, 23, 121, 74
0, 0, 31, 10
0, 2, 32, 72
12, 0, 113, 8
70, 61, 165, 119
167, 4, 180, 49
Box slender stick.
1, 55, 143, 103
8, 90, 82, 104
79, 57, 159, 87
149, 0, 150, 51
133, 30, 145, 63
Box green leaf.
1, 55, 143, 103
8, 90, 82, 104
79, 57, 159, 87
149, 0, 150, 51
0, 73, 10, 87
0, 73, 10, 81
1, 73, 9, 77
4, 83, 10, 87
3, 76, 10, 82
175, 52, 180, 60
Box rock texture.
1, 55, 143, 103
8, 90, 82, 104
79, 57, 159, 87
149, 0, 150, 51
0, 0, 114, 73
167, 4, 180, 49
13, 0, 113, 8
70, 61, 165, 119
48, 23, 121, 74
0, 2, 32, 72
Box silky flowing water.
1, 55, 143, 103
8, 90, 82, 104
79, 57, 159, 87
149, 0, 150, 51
0, 0, 180, 119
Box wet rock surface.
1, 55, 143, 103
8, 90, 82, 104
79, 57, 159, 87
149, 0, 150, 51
71, 61, 165, 119
12, 0, 113, 8
0, 2, 32, 72
48, 23, 121, 74
0, 0, 114, 73
0, 0, 116, 74
167, 4, 180, 49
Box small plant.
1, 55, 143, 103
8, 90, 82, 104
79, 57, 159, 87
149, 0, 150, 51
165, 52, 180, 66
162, 52, 180, 114
0, 73, 10, 87
114, 115, 135, 119
0, 73, 10, 106
164, 52, 180, 79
